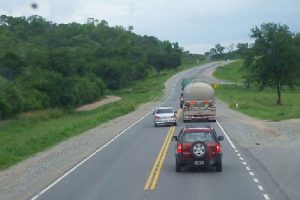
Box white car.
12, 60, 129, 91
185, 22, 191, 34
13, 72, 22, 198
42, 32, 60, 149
153, 107, 177, 127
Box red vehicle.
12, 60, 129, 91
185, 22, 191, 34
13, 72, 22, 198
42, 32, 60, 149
173, 125, 224, 172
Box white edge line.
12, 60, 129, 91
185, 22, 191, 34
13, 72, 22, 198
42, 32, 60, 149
263, 194, 270, 200
258, 185, 264, 191
31, 73, 183, 200
216, 113, 271, 200
216, 121, 236, 149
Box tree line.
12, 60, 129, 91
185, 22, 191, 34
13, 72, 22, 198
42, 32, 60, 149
206, 22, 300, 105
0, 15, 183, 119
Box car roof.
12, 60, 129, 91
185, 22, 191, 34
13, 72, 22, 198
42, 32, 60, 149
183, 125, 214, 133
156, 107, 173, 110
184, 128, 212, 133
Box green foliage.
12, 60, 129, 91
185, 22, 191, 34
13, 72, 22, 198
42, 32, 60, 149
0, 15, 183, 119
181, 51, 206, 65
215, 84, 300, 121
0, 60, 199, 170
213, 60, 245, 82
244, 23, 297, 104
0, 77, 23, 119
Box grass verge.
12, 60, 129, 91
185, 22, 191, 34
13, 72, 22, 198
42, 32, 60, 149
213, 60, 244, 82
214, 61, 300, 121
0, 61, 207, 170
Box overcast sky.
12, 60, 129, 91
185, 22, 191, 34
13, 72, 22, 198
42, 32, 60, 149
1, 0, 300, 53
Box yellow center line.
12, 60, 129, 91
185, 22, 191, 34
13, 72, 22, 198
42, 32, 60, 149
150, 126, 175, 190
144, 126, 176, 191
144, 108, 182, 191
144, 127, 172, 190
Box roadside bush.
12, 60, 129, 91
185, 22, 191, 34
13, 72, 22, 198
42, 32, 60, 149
0, 77, 23, 119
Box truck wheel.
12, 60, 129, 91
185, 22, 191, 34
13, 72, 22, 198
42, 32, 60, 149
176, 162, 182, 172
216, 160, 222, 172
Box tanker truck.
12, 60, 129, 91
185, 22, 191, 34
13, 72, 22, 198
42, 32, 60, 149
182, 81, 216, 122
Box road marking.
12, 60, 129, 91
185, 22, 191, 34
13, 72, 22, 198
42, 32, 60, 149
263, 194, 270, 200
144, 126, 175, 190
258, 185, 264, 191
216, 121, 236, 149
151, 126, 175, 190
216, 120, 271, 200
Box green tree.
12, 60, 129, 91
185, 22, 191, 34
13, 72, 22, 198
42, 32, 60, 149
246, 22, 296, 105
215, 43, 225, 55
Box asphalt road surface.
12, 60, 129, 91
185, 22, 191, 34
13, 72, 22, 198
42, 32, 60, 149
31, 63, 279, 200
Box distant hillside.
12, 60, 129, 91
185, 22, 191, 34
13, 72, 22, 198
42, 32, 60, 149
0, 15, 183, 119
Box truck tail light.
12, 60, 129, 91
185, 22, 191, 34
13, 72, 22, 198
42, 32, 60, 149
176, 143, 183, 154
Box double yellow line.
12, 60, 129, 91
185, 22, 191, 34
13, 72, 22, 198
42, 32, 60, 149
144, 126, 176, 190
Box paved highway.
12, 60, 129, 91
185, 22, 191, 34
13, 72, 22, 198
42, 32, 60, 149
31, 63, 273, 200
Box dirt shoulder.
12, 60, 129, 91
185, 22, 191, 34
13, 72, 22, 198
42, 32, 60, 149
75, 96, 121, 111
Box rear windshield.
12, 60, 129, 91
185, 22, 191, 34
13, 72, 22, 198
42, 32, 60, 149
156, 109, 173, 114
183, 132, 214, 142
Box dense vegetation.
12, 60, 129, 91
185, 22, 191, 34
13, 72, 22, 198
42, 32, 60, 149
0, 54, 205, 170
0, 15, 183, 120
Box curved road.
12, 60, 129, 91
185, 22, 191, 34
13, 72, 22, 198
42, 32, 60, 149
31, 63, 283, 200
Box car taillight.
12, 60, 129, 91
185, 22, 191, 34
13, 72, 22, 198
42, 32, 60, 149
176, 143, 183, 154
215, 144, 222, 153
155, 115, 160, 119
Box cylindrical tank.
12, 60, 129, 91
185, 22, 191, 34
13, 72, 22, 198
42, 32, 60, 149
183, 82, 214, 101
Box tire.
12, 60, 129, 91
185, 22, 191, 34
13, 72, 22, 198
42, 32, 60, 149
216, 160, 222, 172
176, 161, 182, 172
191, 142, 207, 159
154, 123, 158, 127
174, 122, 177, 126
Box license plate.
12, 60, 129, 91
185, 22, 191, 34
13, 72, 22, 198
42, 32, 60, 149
195, 160, 204, 165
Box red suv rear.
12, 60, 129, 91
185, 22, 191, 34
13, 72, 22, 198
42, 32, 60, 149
173, 125, 224, 172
